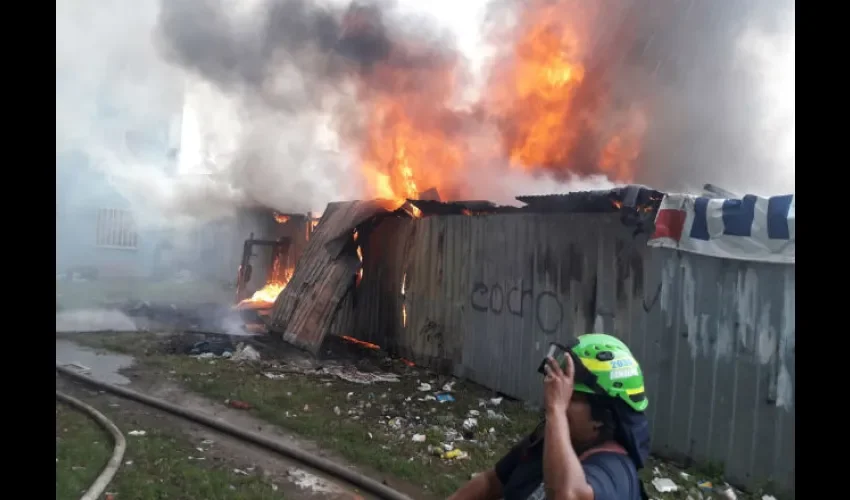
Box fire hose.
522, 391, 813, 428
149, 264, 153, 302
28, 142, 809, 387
56, 364, 413, 500
56, 390, 127, 500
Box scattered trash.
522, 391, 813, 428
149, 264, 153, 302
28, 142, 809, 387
442, 381, 456, 392
187, 340, 234, 357
303, 404, 310, 412
333, 406, 341, 416
762, 495, 777, 500
698, 481, 713, 491
231, 344, 261, 362
263, 373, 286, 380
462, 417, 478, 438
716, 486, 738, 499
367, 432, 373, 440
233, 468, 249, 476
320, 365, 400, 384
436, 393, 455, 403
412, 434, 426, 442
227, 400, 252, 410
486, 409, 509, 421
347, 392, 354, 400
679, 472, 690, 479
468, 410, 480, 417
389, 417, 405, 429
651, 478, 679, 493
128, 430, 146, 436
490, 397, 503, 406
442, 449, 469, 460
124, 461, 133, 465
417, 383, 432, 391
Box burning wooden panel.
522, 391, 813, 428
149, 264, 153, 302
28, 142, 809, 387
268, 200, 401, 353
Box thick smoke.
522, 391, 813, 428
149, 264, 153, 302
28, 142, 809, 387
621, 0, 795, 196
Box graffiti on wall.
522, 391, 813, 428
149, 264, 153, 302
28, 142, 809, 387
469, 281, 564, 334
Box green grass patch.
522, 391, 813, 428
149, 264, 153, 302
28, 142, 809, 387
56, 402, 280, 500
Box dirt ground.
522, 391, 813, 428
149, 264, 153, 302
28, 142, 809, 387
57, 375, 396, 500
57, 331, 783, 500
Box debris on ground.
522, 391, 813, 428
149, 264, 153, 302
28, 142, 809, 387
412, 434, 426, 442
319, 364, 400, 384
436, 393, 455, 403
187, 340, 234, 357
651, 477, 679, 493
230, 343, 261, 362
226, 400, 252, 410
417, 382, 432, 391
287, 467, 345, 494
441, 449, 469, 460
128, 430, 146, 436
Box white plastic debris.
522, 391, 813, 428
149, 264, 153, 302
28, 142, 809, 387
463, 418, 478, 432
442, 381, 456, 392
333, 406, 341, 416
233, 468, 249, 476
716, 486, 738, 499
231, 344, 261, 362
412, 434, 426, 442
263, 373, 286, 380
761, 496, 777, 500
417, 383, 432, 391
468, 410, 480, 417
490, 397, 503, 406
651, 478, 679, 493
128, 430, 146, 436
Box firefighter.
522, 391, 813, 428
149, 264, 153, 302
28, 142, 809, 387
448, 334, 651, 500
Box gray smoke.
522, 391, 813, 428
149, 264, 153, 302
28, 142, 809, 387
481, 0, 795, 197
629, 0, 795, 196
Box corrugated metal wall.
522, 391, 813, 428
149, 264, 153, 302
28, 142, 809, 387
347, 211, 794, 495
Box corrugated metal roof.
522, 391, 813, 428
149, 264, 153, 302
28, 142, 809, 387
516, 185, 664, 213
268, 200, 398, 353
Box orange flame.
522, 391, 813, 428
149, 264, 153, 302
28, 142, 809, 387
342, 0, 648, 202
484, 0, 646, 182
350, 37, 468, 205
237, 258, 294, 310
273, 213, 290, 224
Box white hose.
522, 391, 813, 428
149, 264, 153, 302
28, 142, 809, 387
56, 391, 127, 500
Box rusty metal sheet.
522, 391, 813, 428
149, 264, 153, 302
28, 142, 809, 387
268, 200, 397, 353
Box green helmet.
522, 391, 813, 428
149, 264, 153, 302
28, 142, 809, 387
569, 333, 648, 412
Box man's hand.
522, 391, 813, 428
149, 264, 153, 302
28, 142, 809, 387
543, 354, 575, 413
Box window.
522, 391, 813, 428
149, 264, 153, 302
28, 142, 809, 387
96, 208, 138, 249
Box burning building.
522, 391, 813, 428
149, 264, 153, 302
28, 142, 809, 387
266, 186, 795, 496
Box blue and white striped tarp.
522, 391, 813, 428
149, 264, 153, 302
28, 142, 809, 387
648, 193, 795, 264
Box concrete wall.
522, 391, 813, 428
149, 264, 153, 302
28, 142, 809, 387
349, 211, 795, 495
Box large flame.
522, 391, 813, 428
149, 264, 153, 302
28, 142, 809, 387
485, 0, 646, 183
342, 7, 468, 205
340, 0, 648, 199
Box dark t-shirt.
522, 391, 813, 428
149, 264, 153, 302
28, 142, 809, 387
494, 433, 642, 500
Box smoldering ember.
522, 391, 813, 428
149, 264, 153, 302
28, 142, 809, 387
56, 0, 794, 499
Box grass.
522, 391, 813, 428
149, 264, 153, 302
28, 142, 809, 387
69, 332, 784, 500
71, 332, 539, 497
56, 402, 281, 500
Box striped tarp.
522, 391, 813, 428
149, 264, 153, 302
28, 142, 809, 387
648, 193, 795, 264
